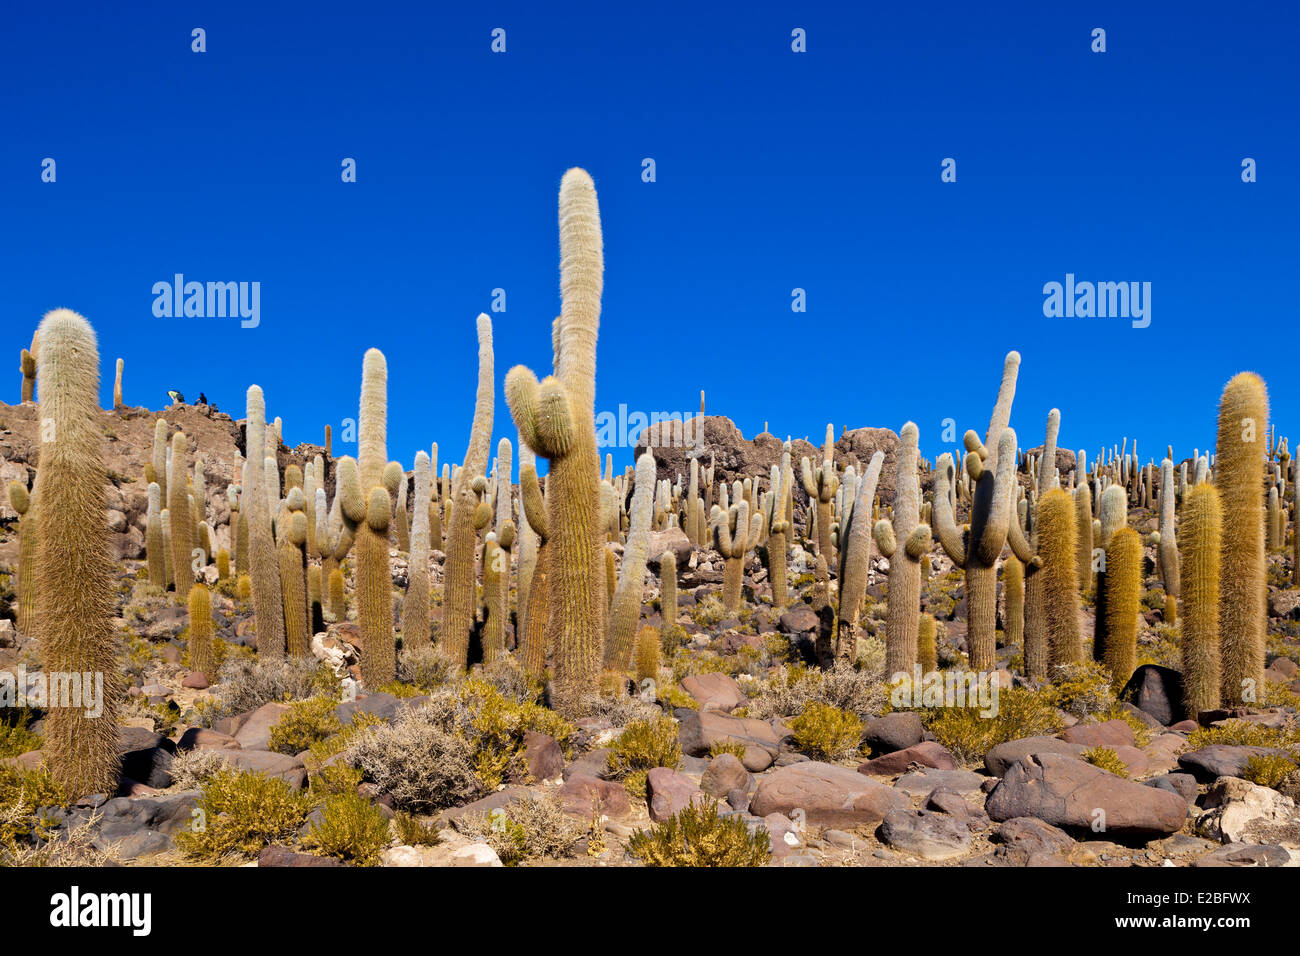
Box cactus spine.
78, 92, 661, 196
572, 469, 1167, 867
403, 450, 432, 644
145, 481, 166, 587
445, 314, 495, 671
188, 583, 216, 683
505, 168, 607, 712
1216, 373, 1268, 705
1004, 554, 1024, 651
354, 348, 395, 687
1181, 482, 1223, 717
279, 488, 311, 657
33, 309, 122, 796
1038, 488, 1083, 668
874, 423, 933, 677
517, 462, 551, 677
1158, 457, 1180, 624
605, 452, 657, 669
167, 431, 195, 595
244, 386, 285, 659
8, 480, 37, 633
659, 550, 678, 635
1101, 526, 1141, 687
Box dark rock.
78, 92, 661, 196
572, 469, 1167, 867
878, 808, 971, 860
1119, 664, 1183, 726
861, 712, 925, 754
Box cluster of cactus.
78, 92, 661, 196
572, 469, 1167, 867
800, 425, 839, 563
6, 478, 37, 633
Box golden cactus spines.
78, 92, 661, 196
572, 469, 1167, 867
33, 308, 123, 796
1215, 372, 1268, 705
402, 450, 432, 644
188, 583, 217, 683
279, 491, 311, 658
1037, 487, 1082, 668
634, 625, 661, 683
875, 423, 932, 676
1003, 554, 1024, 652
244, 386, 285, 659
1100, 526, 1141, 688
8, 479, 38, 633
1181, 482, 1223, 718
918, 613, 938, 674
167, 431, 196, 595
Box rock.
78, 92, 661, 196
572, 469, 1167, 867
232, 702, 293, 751
176, 727, 241, 751
858, 741, 956, 776
1119, 664, 1183, 726
335, 692, 403, 727
434, 787, 533, 827
647, 528, 692, 568
1146, 772, 1200, 805
1177, 745, 1291, 782
77, 789, 200, 860
1267, 590, 1300, 621
1193, 844, 1293, 867
681, 672, 746, 712
1195, 777, 1300, 849
986, 753, 1187, 839
557, 774, 632, 820
861, 712, 925, 754
115, 726, 176, 755
778, 604, 818, 635
992, 816, 1076, 856
181, 671, 210, 690
520, 731, 564, 783
1142, 733, 1187, 775
646, 767, 709, 822
1112, 745, 1150, 777
119, 747, 174, 789
678, 710, 780, 772
563, 748, 612, 781
984, 736, 1087, 777
259, 845, 348, 867
878, 808, 972, 860
1059, 719, 1136, 749
213, 750, 307, 789
750, 761, 907, 827
893, 767, 985, 796
925, 788, 990, 830
381, 842, 504, 867
700, 753, 751, 798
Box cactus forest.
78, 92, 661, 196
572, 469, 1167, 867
2, 169, 1299, 871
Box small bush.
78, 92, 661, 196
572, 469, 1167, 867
0, 765, 66, 848
791, 701, 863, 760
607, 717, 682, 780
397, 644, 455, 691
1186, 720, 1300, 753
344, 705, 481, 813
1243, 752, 1300, 789
924, 686, 1065, 766
747, 663, 885, 721
1045, 661, 1116, 719
627, 801, 771, 867
394, 811, 441, 847
708, 740, 747, 759
302, 792, 392, 866
1082, 746, 1130, 778
173, 768, 312, 859
168, 748, 226, 790
206, 656, 334, 725
0, 709, 40, 759
268, 696, 343, 755
455, 795, 584, 865
692, 595, 727, 627
459, 679, 577, 789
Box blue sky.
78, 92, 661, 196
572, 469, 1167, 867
3, 1, 1295, 478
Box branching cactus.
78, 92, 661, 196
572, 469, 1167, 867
1216, 372, 1269, 705
875, 423, 934, 677
445, 313, 495, 672
834, 451, 884, 664
244, 386, 285, 659
403, 450, 432, 644
8, 480, 37, 633
712, 497, 762, 614
800, 424, 839, 562
933, 427, 1030, 673
605, 452, 657, 669
1181, 482, 1223, 717
33, 309, 122, 796
505, 168, 607, 711
351, 349, 396, 687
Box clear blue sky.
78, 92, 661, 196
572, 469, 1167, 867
3, 1, 1295, 478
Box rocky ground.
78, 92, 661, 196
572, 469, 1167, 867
2, 399, 1300, 868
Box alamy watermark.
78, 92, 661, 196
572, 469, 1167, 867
1, 666, 104, 718
1042, 273, 1150, 328
152, 274, 260, 328
597, 405, 702, 450
889, 666, 1000, 718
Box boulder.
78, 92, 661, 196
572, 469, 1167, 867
1059, 719, 1135, 749
984, 736, 1087, 777
750, 761, 907, 827
860, 712, 925, 754
858, 741, 955, 776
1195, 777, 1300, 849
232, 702, 293, 751
678, 710, 780, 771
646, 767, 709, 822
1119, 664, 1183, 726
1177, 745, 1291, 782
700, 753, 752, 798
878, 808, 971, 861
557, 774, 632, 820
681, 672, 746, 712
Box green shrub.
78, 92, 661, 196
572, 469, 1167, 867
627, 801, 771, 867
268, 696, 342, 755
1045, 660, 1115, 719
455, 795, 584, 866
1082, 745, 1130, 778
302, 792, 392, 866
0, 765, 66, 848
1186, 720, 1300, 753
394, 811, 441, 847
692, 594, 728, 627
924, 686, 1065, 765
174, 768, 312, 859
1243, 752, 1300, 789
0, 709, 40, 758
459, 678, 577, 789
708, 740, 747, 759
607, 717, 682, 780
790, 701, 863, 760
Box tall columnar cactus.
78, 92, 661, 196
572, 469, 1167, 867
605, 452, 657, 669
659, 550, 678, 635
8, 480, 37, 634
1092, 483, 1128, 666
20, 336, 37, 403
445, 313, 495, 671
918, 613, 938, 673
1181, 482, 1223, 717
353, 348, 396, 687
517, 462, 551, 677
1004, 554, 1024, 651
145, 481, 166, 587
834, 451, 884, 663
278, 488, 311, 657
712, 497, 762, 614
33, 308, 122, 796
1216, 372, 1268, 706
1293, 463, 1299, 587
1101, 526, 1142, 688
801, 424, 839, 562
686, 458, 702, 546
1157, 457, 1180, 624
393, 468, 411, 553
113, 357, 124, 409
487, 437, 516, 663
505, 168, 606, 711
167, 431, 196, 595
244, 385, 285, 659
875, 423, 934, 677
515, 438, 539, 641
1074, 454, 1094, 597
403, 450, 432, 644
1266, 486, 1281, 550
188, 583, 217, 683
152, 419, 169, 505
1037, 488, 1082, 668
